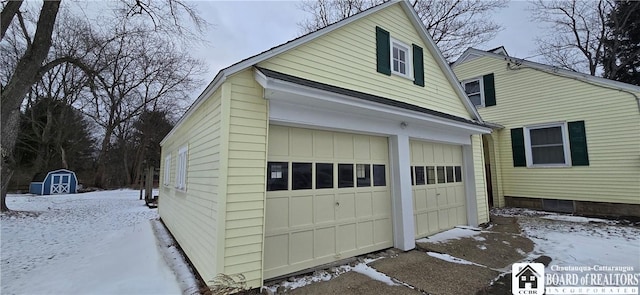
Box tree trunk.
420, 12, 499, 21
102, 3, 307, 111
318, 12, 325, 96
93, 126, 113, 188
60, 145, 68, 169
0, 0, 61, 212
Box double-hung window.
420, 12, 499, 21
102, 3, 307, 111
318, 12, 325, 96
390, 38, 411, 78
163, 155, 171, 186
463, 79, 483, 107
524, 123, 571, 166
175, 146, 188, 190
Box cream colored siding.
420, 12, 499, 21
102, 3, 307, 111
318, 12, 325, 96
258, 3, 470, 119
454, 56, 640, 205
159, 87, 223, 283
472, 134, 489, 223
223, 69, 269, 288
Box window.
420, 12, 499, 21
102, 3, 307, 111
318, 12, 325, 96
524, 123, 570, 166
267, 162, 288, 191
292, 163, 312, 190
436, 166, 446, 183
463, 79, 483, 106
454, 166, 462, 183
356, 164, 371, 187
316, 163, 333, 189
373, 165, 386, 186
414, 166, 425, 185
163, 155, 171, 186
446, 166, 455, 183
426, 166, 436, 184
390, 38, 411, 78
175, 146, 188, 190
338, 164, 354, 188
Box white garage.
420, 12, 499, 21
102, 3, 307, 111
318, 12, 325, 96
411, 140, 467, 238
264, 125, 394, 279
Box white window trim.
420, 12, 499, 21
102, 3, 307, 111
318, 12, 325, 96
163, 154, 171, 187
461, 77, 485, 107
523, 122, 572, 168
389, 37, 413, 80
175, 146, 188, 191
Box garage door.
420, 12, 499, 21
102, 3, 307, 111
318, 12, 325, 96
411, 140, 467, 238
264, 125, 393, 279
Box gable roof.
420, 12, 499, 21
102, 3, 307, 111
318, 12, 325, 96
452, 48, 640, 94
163, 1, 484, 144
515, 265, 541, 278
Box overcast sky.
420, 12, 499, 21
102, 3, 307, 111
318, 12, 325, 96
187, 1, 545, 97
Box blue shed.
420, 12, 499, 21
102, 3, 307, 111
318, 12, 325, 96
29, 169, 78, 195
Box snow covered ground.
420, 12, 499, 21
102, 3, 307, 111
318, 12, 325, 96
1, 190, 183, 295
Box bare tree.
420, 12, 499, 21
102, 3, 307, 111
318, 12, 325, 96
298, 0, 508, 60
0, 0, 206, 211
530, 0, 614, 75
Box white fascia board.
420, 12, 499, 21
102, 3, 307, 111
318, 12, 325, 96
255, 69, 492, 136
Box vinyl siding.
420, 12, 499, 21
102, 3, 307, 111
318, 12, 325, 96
454, 56, 640, 205
159, 86, 224, 284
471, 134, 489, 223
223, 69, 269, 288
258, 3, 470, 119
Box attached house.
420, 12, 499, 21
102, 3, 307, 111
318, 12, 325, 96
159, 1, 493, 288
452, 47, 640, 217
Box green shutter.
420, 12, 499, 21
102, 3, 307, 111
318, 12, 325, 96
376, 26, 391, 75
568, 121, 589, 166
483, 73, 496, 106
511, 128, 526, 167
412, 44, 424, 87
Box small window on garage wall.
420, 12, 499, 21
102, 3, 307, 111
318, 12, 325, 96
356, 164, 371, 187
267, 162, 288, 191
436, 166, 446, 183
373, 164, 386, 186
338, 164, 354, 188
446, 166, 455, 183
426, 166, 436, 184
414, 166, 426, 185
292, 163, 312, 190
316, 163, 334, 189
454, 166, 462, 182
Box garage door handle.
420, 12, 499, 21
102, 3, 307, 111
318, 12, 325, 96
335, 202, 340, 206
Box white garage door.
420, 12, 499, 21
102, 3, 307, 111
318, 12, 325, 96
264, 125, 393, 279
411, 140, 467, 238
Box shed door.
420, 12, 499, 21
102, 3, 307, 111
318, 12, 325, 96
51, 174, 70, 194
411, 140, 467, 238
264, 126, 393, 279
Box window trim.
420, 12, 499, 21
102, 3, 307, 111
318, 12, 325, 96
461, 77, 485, 107
523, 122, 572, 168
389, 37, 413, 79
175, 146, 188, 191
163, 154, 171, 187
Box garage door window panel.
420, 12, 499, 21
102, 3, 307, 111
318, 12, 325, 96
436, 166, 446, 184
373, 165, 386, 186
316, 163, 334, 189
446, 166, 455, 183
356, 164, 371, 187
338, 164, 354, 188
454, 166, 462, 182
426, 166, 436, 184
292, 163, 313, 190
267, 162, 288, 191
414, 166, 426, 185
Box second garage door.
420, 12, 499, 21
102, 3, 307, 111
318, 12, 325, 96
411, 140, 467, 238
264, 126, 393, 279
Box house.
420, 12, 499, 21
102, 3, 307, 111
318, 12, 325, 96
158, 1, 492, 288
515, 265, 540, 289
452, 47, 640, 217
29, 169, 78, 195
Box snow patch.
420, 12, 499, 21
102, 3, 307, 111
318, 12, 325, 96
416, 227, 481, 243
427, 252, 485, 267
352, 263, 398, 286
540, 215, 615, 224
477, 245, 488, 250
151, 219, 201, 294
